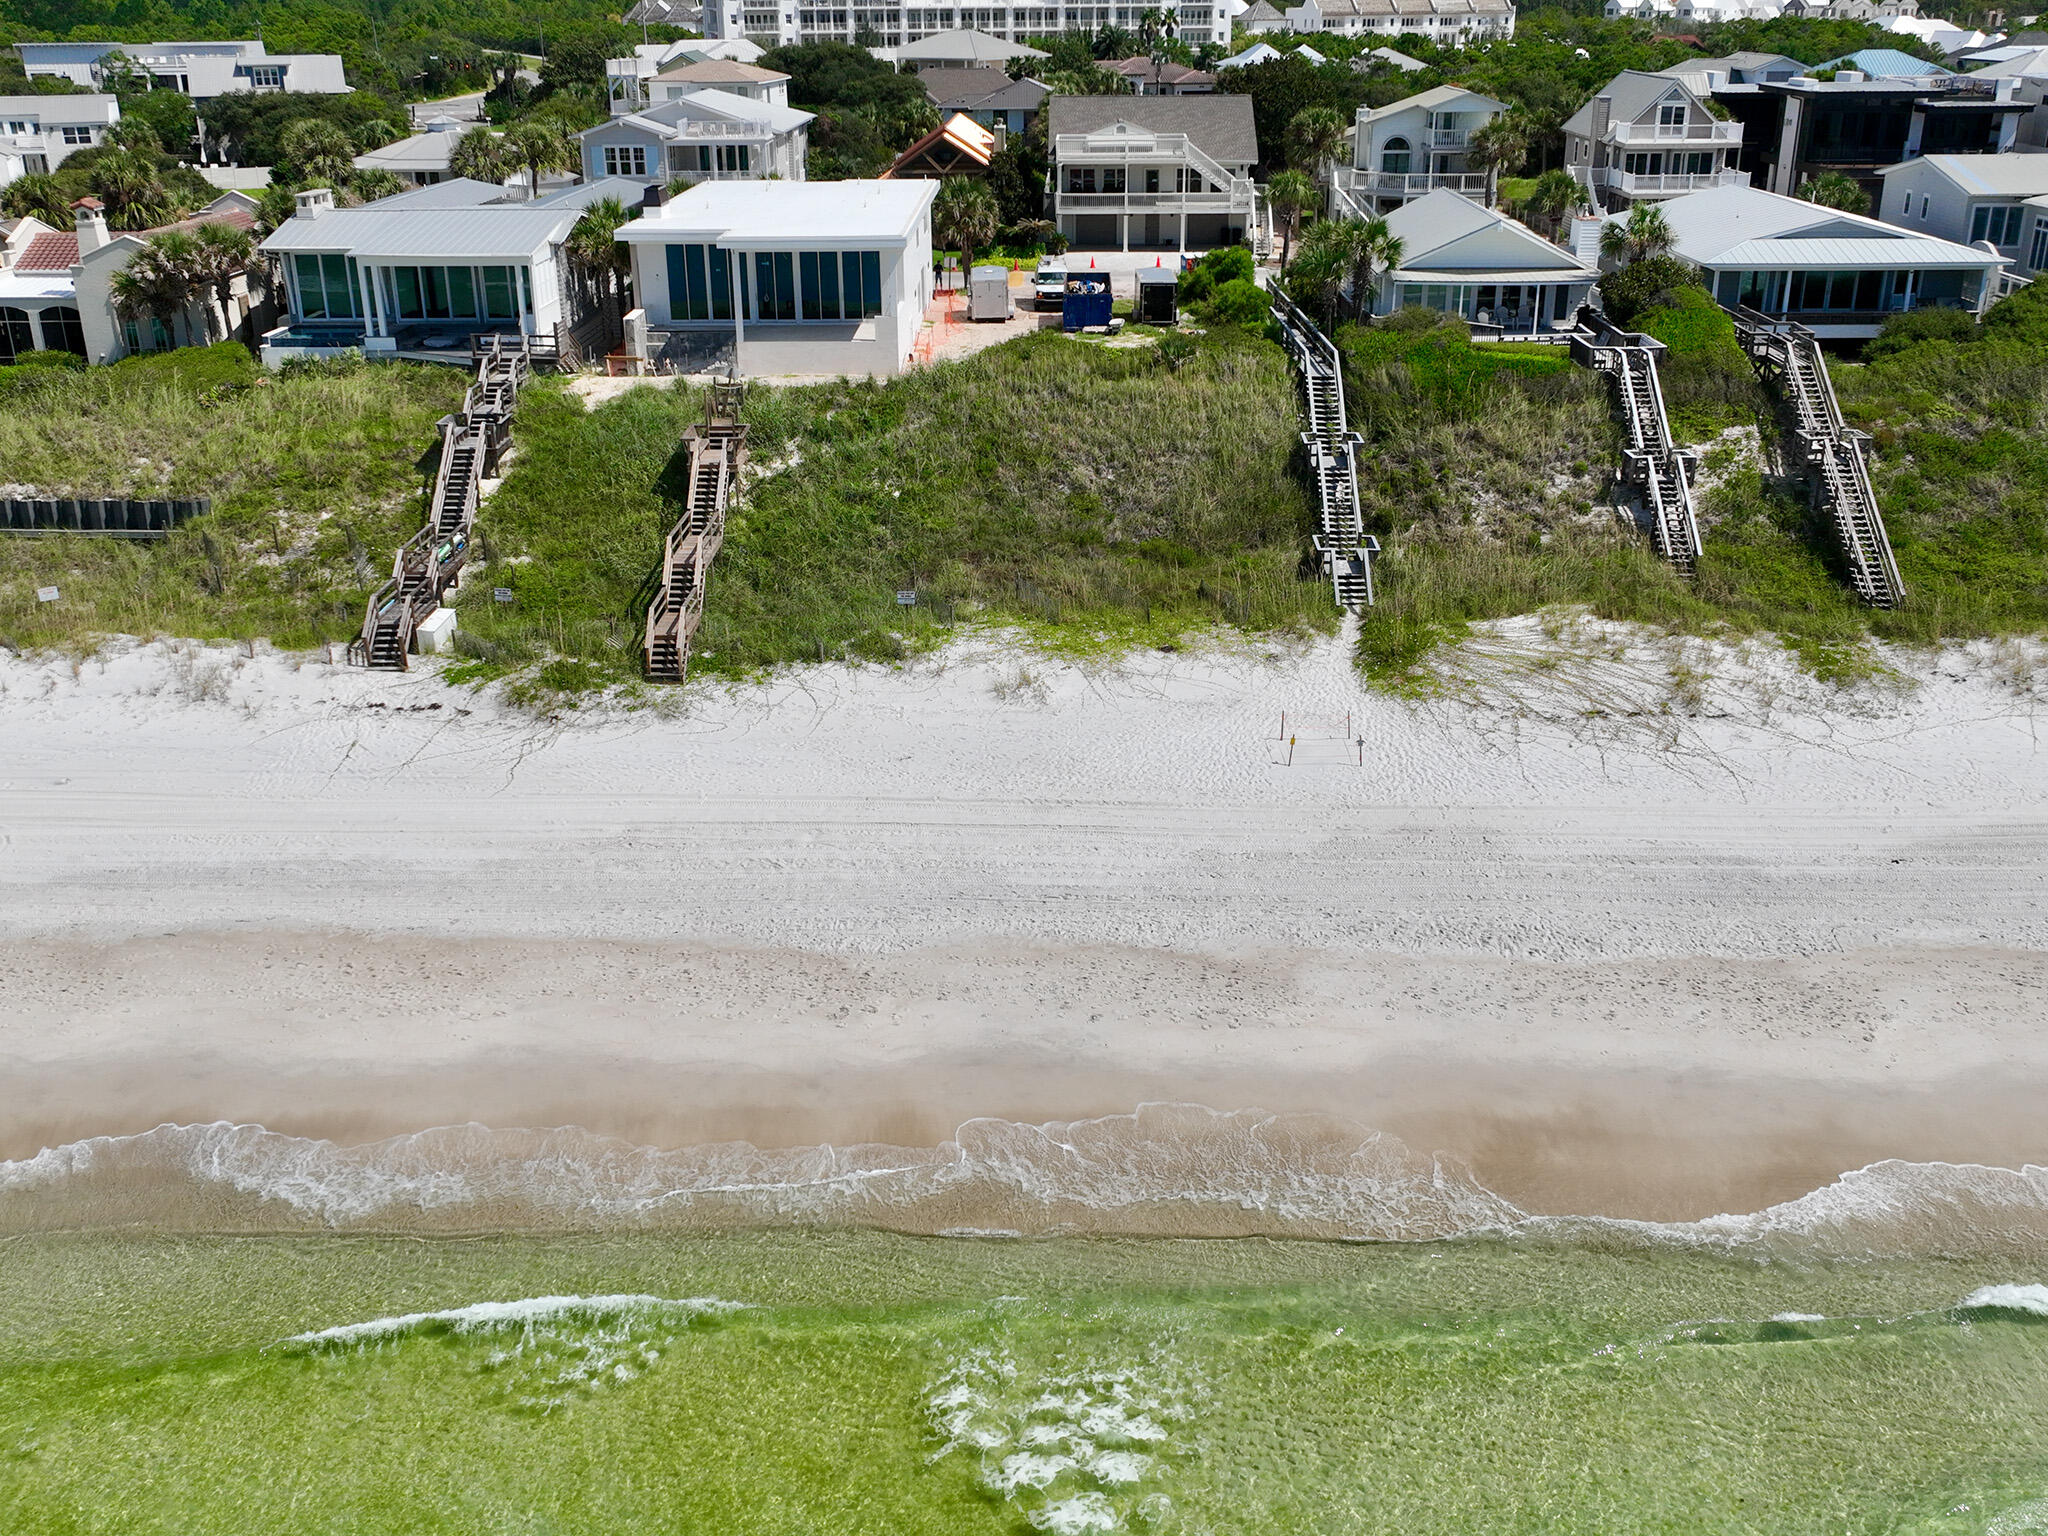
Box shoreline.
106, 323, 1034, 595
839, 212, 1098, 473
2, 632, 2045, 1242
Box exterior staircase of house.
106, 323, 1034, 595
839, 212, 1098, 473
1270, 286, 1378, 610
644, 381, 748, 682
352, 334, 534, 670
1572, 315, 1703, 576
1727, 306, 1902, 608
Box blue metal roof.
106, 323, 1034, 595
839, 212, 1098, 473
1813, 48, 1954, 79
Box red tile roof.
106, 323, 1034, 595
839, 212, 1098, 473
15, 231, 79, 272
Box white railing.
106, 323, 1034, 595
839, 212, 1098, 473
1607, 119, 1743, 145
1336, 166, 1488, 198
1426, 128, 1471, 148
672, 119, 774, 139
1595, 167, 1747, 195
1060, 189, 1241, 209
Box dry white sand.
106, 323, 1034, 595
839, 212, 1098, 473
2, 621, 2045, 1221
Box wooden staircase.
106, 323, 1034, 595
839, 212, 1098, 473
644, 382, 748, 682
351, 335, 533, 670
1270, 286, 1378, 611
1727, 306, 1903, 608
1572, 316, 1704, 576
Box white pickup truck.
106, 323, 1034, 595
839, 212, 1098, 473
1031, 256, 1066, 312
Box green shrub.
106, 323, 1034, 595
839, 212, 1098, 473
1178, 245, 1252, 304
1598, 256, 1708, 329
1635, 288, 1766, 438
107, 341, 259, 401
1863, 306, 1979, 360
9, 349, 85, 371
1207, 277, 1271, 327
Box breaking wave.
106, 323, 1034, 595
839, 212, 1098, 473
6, 1104, 2048, 1256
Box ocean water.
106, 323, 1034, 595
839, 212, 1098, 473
5, 1108, 2048, 1534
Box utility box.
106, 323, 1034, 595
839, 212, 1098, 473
968, 265, 1011, 322
1136, 267, 1179, 326
415, 606, 459, 655
1062, 269, 1113, 331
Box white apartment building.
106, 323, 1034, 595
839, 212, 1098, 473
700, 4, 1235, 50
1284, 0, 1516, 44
0, 94, 119, 188
15, 40, 349, 98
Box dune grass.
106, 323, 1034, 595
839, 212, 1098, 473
1344, 304, 2048, 688
0, 348, 466, 653
446, 325, 1333, 700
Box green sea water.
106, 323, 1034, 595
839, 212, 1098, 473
4, 1230, 2047, 1535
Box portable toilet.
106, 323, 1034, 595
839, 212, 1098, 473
1136, 266, 1179, 326
1062, 269, 1112, 331
968, 264, 1011, 322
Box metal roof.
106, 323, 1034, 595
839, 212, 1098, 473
1876, 152, 2048, 195
1047, 95, 1259, 166
1813, 48, 1954, 78
1710, 235, 2003, 268
1381, 188, 1596, 275
895, 30, 1048, 63
261, 180, 644, 260
1627, 183, 2000, 268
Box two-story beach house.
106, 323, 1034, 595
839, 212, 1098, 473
1046, 95, 1259, 251
1877, 152, 2048, 285
0, 94, 119, 188
605, 39, 768, 115
1562, 71, 1747, 212
1371, 188, 1598, 333
1630, 181, 2004, 338
578, 91, 813, 185
1333, 85, 1508, 216
14, 40, 349, 98
616, 179, 936, 378
257, 178, 645, 366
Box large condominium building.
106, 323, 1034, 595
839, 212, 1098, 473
700, 4, 1235, 50
1282, 0, 1516, 44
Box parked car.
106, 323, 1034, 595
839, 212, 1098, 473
1032, 256, 1067, 312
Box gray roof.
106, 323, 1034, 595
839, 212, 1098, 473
362, 177, 511, 210
1563, 70, 1697, 137
896, 29, 1049, 64
264, 177, 644, 259
1876, 152, 2048, 195
1361, 84, 1508, 124
609, 89, 814, 136
0, 92, 118, 118
917, 67, 1051, 113
1047, 94, 1259, 166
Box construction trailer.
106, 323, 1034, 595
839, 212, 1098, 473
1062, 269, 1112, 331
1135, 267, 1179, 326
967, 265, 1011, 321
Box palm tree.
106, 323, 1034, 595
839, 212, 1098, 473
1798, 171, 1870, 215
278, 119, 359, 188
348, 168, 408, 205
1598, 202, 1676, 267
1525, 167, 1591, 242
352, 119, 407, 154
1287, 106, 1349, 186
501, 120, 575, 199
106, 119, 163, 156
89, 151, 180, 230
1346, 216, 1403, 321
111, 231, 203, 351
1136, 6, 1177, 47
933, 177, 1000, 287
1467, 111, 1529, 207
564, 195, 639, 336
191, 221, 257, 343
1265, 168, 1317, 268
0, 173, 74, 230
449, 127, 509, 185
1288, 218, 1353, 329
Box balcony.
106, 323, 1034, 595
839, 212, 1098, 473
1340, 168, 1490, 198
1060, 189, 1246, 210
1606, 119, 1744, 146
1594, 166, 1748, 195
1426, 127, 1472, 148
673, 120, 775, 139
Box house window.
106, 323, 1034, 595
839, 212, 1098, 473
40, 305, 85, 357
482, 266, 517, 320
1970, 203, 2024, 247
1380, 137, 1410, 176
665, 243, 733, 321
754, 250, 797, 320
604, 145, 649, 177
731, 250, 880, 321
1658, 103, 1685, 129
293, 253, 359, 320
716, 144, 751, 174
0, 306, 35, 365
61, 125, 93, 145
2030, 219, 2048, 273
1067, 167, 1096, 193
5, 120, 28, 133
1682, 151, 1713, 175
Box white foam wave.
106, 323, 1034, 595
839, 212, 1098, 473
1959, 1284, 2048, 1316
8, 1108, 2048, 1255
289, 1294, 746, 1346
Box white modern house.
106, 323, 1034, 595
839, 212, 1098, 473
1562, 71, 1747, 212
0, 192, 268, 365
1334, 85, 1508, 215
1373, 188, 1598, 332
1876, 152, 2048, 281
646, 60, 792, 107
578, 91, 813, 184
605, 39, 769, 114
0, 94, 119, 187
351, 116, 506, 190
257, 178, 644, 366
617, 179, 937, 378
1047, 95, 1260, 251
1282, 0, 1516, 43
14, 40, 349, 97
1626, 182, 2005, 337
